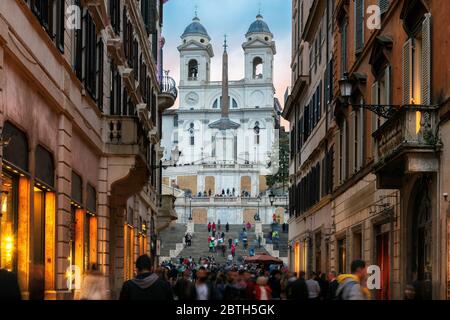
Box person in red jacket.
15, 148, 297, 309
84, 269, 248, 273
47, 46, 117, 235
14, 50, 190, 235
212, 222, 216, 232
254, 276, 272, 300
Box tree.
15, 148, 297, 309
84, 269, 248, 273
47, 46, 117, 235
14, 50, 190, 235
266, 128, 289, 192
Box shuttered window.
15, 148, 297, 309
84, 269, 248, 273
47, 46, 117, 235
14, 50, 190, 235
109, 0, 121, 35
340, 20, 348, 76
27, 0, 65, 53
379, 0, 390, 14
355, 0, 364, 53
421, 13, 432, 105
402, 39, 413, 105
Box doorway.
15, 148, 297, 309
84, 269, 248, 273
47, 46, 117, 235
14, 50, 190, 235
375, 223, 390, 300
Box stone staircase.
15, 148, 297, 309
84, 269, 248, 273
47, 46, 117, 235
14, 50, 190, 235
174, 224, 269, 264
262, 224, 289, 264
159, 223, 187, 262
159, 223, 289, 265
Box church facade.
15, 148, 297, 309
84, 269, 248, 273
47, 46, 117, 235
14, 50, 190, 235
161, 14, 286, 225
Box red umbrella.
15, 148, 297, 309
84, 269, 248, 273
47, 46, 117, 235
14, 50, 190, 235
244, 253, 283, 265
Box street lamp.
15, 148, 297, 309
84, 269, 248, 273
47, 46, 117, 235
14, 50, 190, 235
151, 146, 181, 169
188, 195, 192, 221
269, 191, 275, 206
255, 195, 261, 222
339, 72, 353, 99
338, 72, 438, 119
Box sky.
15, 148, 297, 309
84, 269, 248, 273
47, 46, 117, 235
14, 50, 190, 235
162, 0, 292, 110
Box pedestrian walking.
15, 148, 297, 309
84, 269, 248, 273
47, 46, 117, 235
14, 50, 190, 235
218, 219, 221, 231
257, 235, 262, 249
225, 222, 230, 233
305, 272, 321, 300
193, 267, 215, 300
335, 260, 369, 300
246, 221, 251, 231
174, 270, 195, 300
327, 271, 339, 300
286, 271, 309, 300
79, 264, 109, 300
231, 244, 236, 257
268, 270, 282, 300
212, 222, 216, 232
119, 255, 173, 300
254, 276, 272, 300
0, 268, 21, 300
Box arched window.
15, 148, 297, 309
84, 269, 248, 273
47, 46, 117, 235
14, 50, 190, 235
189, 123, 195, 145
3, 121, 29, 172
35, 145, 55, 188
254, 121, 260, 145
212, 97, 237, 109
188, 60, 198, 80
253, 57, 263, 79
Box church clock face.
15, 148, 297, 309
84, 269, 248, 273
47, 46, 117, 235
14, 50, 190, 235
185, 92, 199, 106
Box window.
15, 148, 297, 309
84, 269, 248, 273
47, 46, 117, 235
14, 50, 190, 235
211, 136, 216, 157
372, 65, 391, 132
27, 0, 65, 52
402, 13, 431, 106
339, 119, 347, 183
338, 238, 347, 274
355, 0, 364, 53
379, 0, 390, 14
188, 60, 198, 80
253, 57, 263, 79
212, 99, 218, 109
340, 19, 348, 76
189, 123, 195, 146
173, 115, 178, 127
232, 98, 238, 109
110, 63, 122, 115
254, 122, 261, 145
109, 0, 121, 35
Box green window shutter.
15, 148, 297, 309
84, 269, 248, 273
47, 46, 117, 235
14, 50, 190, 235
421, 13, 432, 105
402, 39, 413, 105
355, 0, 364, 52
379, 0, 390, 14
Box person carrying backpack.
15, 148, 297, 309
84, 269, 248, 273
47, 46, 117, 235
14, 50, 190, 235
335, 260, 369, 300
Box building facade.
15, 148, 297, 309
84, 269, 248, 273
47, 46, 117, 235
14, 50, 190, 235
161, 14, 286, 225
283, 0, 335, 278
284, 0, 450, 299
0, 0, 176, 299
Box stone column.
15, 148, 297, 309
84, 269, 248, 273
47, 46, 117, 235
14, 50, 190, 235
97, 157, 110, 276
55, 114, 72, 299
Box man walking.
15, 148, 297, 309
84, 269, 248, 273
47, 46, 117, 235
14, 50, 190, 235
286, 271, 309, 300
335, 260, 369, 300
305, 272, 321, 300
119, 255, 173, 300
327, 271, 339, 300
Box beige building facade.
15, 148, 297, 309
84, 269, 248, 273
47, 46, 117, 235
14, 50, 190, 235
0, 0, 176, 299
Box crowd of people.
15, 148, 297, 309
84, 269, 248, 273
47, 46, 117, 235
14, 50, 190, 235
0, 255, 429, 300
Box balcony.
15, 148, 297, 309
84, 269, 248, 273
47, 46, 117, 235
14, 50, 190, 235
103, 116, 150, 207
373, 106, 440, 189
159, 71, 178, 112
